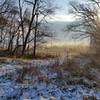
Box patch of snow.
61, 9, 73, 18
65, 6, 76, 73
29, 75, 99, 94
0, 59, 99, 100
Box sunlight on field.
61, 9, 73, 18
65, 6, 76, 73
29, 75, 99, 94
37, 44, 90, 57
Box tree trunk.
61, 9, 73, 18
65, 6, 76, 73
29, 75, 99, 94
21, 0, 37, 55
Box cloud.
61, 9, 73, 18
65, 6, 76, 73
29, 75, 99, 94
39, 14, 75, 22
47, 14, 75, 22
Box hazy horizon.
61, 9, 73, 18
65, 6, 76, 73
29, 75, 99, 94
44, 0, 90, 46
46, 21, 90, 46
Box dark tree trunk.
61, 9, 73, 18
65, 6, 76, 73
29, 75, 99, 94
21, 0, 37, 55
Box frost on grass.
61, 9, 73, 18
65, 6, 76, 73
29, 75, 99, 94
0, 58, 100, 100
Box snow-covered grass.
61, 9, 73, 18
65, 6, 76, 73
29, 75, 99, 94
0, 57, 100, 100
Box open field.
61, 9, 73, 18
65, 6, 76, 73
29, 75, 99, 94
0, 50, 100, 100
0, 44, 100, 100
28, 44, 91, 59
0, 44, 90, 59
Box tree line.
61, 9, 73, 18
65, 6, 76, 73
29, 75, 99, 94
0, 0, 56, 57
67, 0, 100, 55
1, 0, 100, 58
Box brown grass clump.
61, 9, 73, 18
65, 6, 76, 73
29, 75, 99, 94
16, 67, 38, 83
21, 53, 58, 60
50, 57, 85, 80
49, 56, 99, 88
16, 67, 49, 84
38, 74, 49, 84
62, 58, 84, 77
83, 95, 97, 100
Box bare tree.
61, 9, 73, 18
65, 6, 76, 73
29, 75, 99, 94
0, 0, 56, 57
66, 0, 100, 54
18, 0, 56, 55
0, 0, 18, 50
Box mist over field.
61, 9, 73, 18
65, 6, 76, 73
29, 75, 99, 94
46, 21, 90, 46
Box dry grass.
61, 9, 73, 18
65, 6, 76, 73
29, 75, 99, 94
0, 44, 99, 89
50, 58, 84, 77
36, 45, 90, 57
16, 67, 49, 84
83, 95, 97, 100
49, 55, 100, 88
0, 44, 91, 59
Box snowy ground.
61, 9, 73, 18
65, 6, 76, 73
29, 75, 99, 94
0, 58, 100, 100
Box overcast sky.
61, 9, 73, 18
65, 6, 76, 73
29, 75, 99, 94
47, 0, 90, 45
48, 0, 74, 22
48, 0, 86, 22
